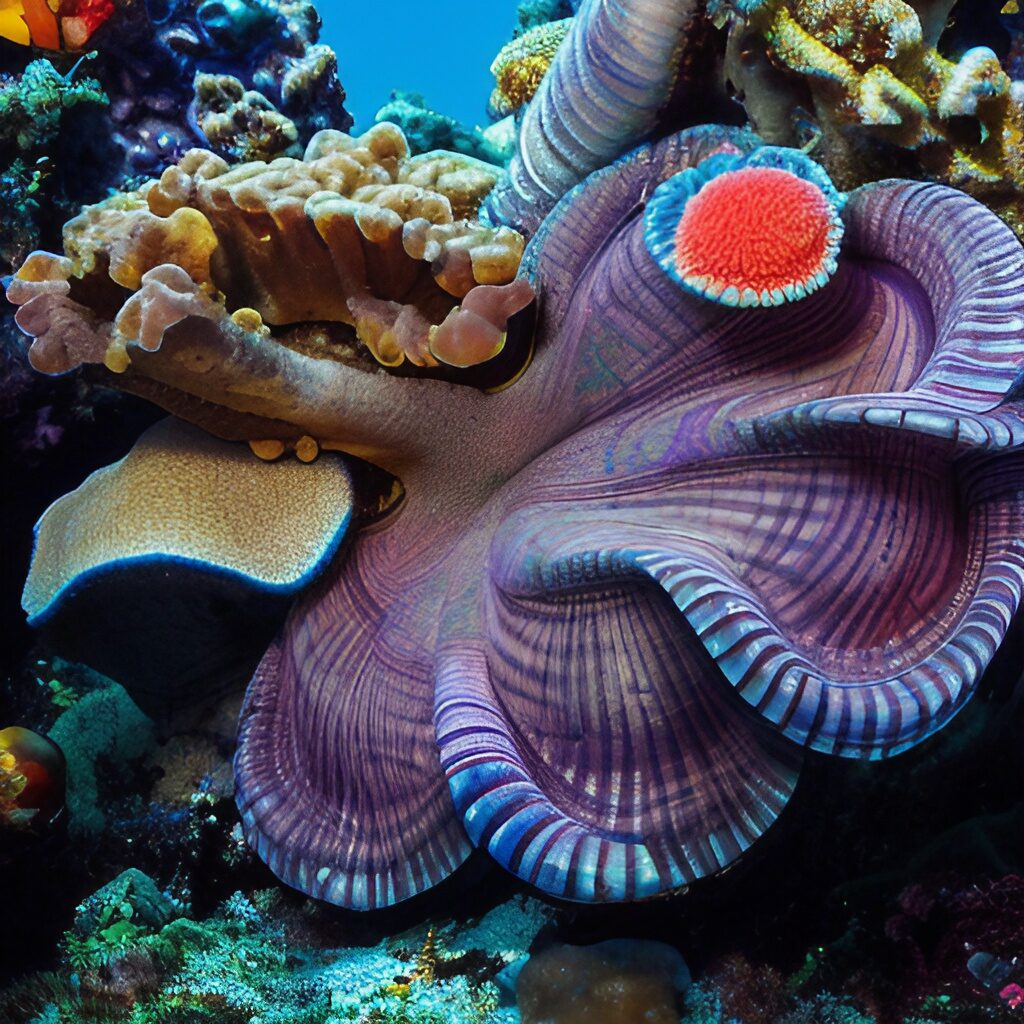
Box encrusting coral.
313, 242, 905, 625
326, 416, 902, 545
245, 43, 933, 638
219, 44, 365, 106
47, 679, 155, 837
488, 17, 572, 118
711, 0, 1024, 231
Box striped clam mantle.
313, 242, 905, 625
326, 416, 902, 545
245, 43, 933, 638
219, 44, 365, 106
13, 117, 1024, 907
231, 125, 1024, 909
11, 0, 1023, 905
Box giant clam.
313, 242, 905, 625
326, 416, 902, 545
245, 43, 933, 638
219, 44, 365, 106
7, 0, 1024, 909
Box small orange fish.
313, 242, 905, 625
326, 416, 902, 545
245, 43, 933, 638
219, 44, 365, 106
0, 0, 114, 51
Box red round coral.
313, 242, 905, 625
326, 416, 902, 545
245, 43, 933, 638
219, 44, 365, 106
674, 166, 838, 305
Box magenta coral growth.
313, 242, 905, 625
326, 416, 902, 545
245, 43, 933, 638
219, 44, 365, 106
887, 875, 1024, 1007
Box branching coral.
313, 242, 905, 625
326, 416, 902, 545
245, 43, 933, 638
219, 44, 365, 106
712, 0, 1024, 229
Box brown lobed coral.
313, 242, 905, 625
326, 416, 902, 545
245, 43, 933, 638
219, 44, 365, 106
712, 0, 1024, 231
191, 73, 301, 164
10, 122, 528, 387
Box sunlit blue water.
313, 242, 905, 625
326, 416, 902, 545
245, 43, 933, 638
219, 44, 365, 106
320, 0, 519, 130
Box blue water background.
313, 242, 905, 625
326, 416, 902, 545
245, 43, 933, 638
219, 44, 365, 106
319, 0, 520, 131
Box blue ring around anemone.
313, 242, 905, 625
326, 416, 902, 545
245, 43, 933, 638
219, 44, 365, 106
643, 146, 847, 308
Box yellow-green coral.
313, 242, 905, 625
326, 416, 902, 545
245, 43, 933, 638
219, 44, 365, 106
715, 0, 1024, 229
0, 748, 31, 827
489, 18, 572, 117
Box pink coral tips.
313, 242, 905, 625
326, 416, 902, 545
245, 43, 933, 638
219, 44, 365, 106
644, 147, 845, 307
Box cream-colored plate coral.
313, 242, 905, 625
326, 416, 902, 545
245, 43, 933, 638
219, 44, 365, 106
23, 418, 353, 625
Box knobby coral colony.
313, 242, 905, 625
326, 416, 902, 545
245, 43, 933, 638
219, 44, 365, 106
710, 0, 1024, 229
7, 0, 1024, 910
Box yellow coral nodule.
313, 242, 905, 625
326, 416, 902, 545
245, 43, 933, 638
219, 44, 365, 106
490, 18, 572, 115
295, 436, 320, 463
249, 439, 287, 461
231, 307, 270, 335
104, 340, 131, 374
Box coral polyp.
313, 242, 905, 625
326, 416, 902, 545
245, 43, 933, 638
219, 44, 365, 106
645, 148, 844, 306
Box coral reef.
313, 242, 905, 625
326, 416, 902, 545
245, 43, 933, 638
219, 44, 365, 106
0, 887, 554, 1024
516, 939, 691, 1024
0, 58, 109, 273
885, 874, 1024, 1010
0, 57, 107, 153
0, 0, 354, 239
711, 0, 1024, 231
1, 42, 1022, 1024
375, 91, 515, 165
73, 867, 183, 939
47, 678, 155, 836
93, 0, 352, 179
0, 0, 359, 605
9, 107, 1024, 914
